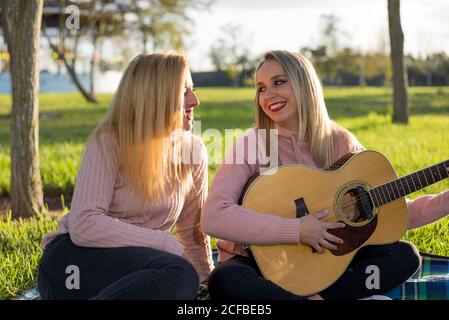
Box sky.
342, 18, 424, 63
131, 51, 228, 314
33, 0, 449, 74
185, 0, 449, 71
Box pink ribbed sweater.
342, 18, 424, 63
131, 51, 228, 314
202, 125, 449, 262
41, 131, 214, 282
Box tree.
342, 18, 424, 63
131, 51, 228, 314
208, 24, 255, 86
1, 0, 44, 218
388, 0, 408, 124
41, 0, 214, 103
319, 14, 342, 56
128, 0, 213, 53
0, 0, 12, 53
42, 0, 126, 104
301, 14, 346, 85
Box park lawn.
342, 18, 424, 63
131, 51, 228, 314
0, 86, 449, 299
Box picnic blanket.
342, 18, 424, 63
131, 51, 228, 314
17, 250, 449, 300
384, 252, 449, 300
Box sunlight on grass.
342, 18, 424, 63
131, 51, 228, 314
0, 211, 61, 300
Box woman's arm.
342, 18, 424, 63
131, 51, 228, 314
174, 137, 214, 283
407, 187, 449, 230
68, 132, 183, 256
201, 131, 300, 245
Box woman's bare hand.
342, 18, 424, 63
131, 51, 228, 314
298, 210, 345, 253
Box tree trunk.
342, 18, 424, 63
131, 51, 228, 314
90, 34, 98, 97
8, 0, 44, 218
426, 69, 432, 87
89, 21, 105, 98
142, 28, 148, 54
57, 0, 65, 76
388, 0, 409, 124
426, 57, 433, 86
359, 57, 366, 87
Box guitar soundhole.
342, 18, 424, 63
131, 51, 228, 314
339, 186, 374, 225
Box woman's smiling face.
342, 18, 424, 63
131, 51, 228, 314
256, 59, 299, 131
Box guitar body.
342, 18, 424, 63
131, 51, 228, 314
241, 150, 409, 296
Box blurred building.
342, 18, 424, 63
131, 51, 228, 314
192, 71, 232, 87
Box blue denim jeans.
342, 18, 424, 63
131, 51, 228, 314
38, 233, 199, 300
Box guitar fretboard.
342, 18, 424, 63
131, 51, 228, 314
369, 160, 449, 208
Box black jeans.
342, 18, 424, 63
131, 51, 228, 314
38, 233, 199, 300
208, 241, 421, 300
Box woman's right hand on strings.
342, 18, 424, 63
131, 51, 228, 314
298, 210, 345, 253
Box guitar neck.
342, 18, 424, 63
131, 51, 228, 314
369, 159, 449, 208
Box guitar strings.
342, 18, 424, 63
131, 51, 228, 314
298, 165, 449, 219
309, 177, 446, 220
322, 165, 447, 213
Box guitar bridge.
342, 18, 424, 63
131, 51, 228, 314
294, 198, 318, 253
294, 197, 309, 218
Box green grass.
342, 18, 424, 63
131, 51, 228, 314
1, 87, 449, 299
0, 211, 61, 299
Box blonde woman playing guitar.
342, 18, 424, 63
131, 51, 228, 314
202, 50, 449, 300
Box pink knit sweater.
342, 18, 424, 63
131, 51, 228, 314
202, 125, 449, 262
41, 131, 214, 282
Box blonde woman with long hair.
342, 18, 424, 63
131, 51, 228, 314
37, 52, 214, 300
202, 50, 449, 300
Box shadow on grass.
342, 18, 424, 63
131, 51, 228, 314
1, 90, 448, 146
326, 92, 449, 120
0, 107, 107, 145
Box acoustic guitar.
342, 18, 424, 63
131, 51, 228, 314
240, 150, 449, 296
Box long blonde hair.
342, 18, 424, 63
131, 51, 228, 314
254, 50, 357, 169
91, 52, 193, 201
